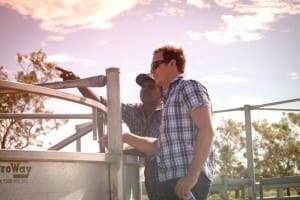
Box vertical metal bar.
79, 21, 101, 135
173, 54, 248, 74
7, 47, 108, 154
220, 175, 228, 200
92, 107, 98, 140
97, 112, 106, 153
259, 178, 263, 200
242, 186, 245, 200
244, 105, 256, 199
75, 124, 82, 152
76, 138, 81, 152
106, 67, 123, 200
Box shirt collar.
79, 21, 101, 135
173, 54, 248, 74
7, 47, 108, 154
163, 74, 184, 102
169, 74, 184, 87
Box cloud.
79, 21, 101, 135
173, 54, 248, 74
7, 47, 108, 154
48, 35, 65, 41
40, 41, 48, 48
198, 14, 268, 43
287, 72, 300, 80
39, 35, 65, 50
144, 2, 185, 21
187, 0, 210, 8
46, 54, 77, 63
200, 74, 248, 83
158, 5, 185, 16
98, 40, 109, 45
188, 0, 300, 43
0, 0, 140, 34
214, 0, 239, 9
46, 53, 96, 66
227, 95, 264, 106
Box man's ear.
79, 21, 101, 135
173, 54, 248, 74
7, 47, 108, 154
168, 59, 177, 71
169, 59, 176, 67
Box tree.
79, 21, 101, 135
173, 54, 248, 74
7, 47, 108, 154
253, 113, 300, 178
0, 50, 66, 149
214, 112, 299, 180
213, 119, 248, 177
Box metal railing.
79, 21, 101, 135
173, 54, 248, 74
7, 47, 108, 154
0, 68, 129, 200
210, 98, 300, 200
1, 72, 299, 200
259, 176, 300, 200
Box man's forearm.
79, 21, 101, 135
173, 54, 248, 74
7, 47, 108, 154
123, 133, 157, 155
187, 128, 214, 178
188, 106, 214, 179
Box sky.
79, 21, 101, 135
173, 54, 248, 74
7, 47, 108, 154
0, 0, 299, 150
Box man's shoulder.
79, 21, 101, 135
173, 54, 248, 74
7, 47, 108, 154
123, 102, 143, 107
122, 102, 143, 111
180, 78, 206, 88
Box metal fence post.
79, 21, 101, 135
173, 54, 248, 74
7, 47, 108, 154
106, 67, 123, 200
244, 105, 256, 199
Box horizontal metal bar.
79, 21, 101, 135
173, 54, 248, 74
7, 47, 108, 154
0, 149, 115, 163
254, 108, 300, 112
0, 80, 107, 113
0, 150, 142, 166
227, 178, 251, 186
262, 196, 300, 200
0, 75, 106, 94
260, 176, 300, 185
36, 75, 106, 89
251, 98, 300, 109
48, 123, 94, 150
0, 113, 93, 119
213, 98, 300, 113
213, 107, 244, 113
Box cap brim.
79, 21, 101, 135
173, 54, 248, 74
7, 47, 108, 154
136, 73, 154, 86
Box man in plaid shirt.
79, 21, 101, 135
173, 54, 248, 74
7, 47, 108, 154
121, 45, 214, 200
58, 68, 166, 200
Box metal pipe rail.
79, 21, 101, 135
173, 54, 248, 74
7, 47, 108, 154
0, 149, 142, 166
0, 68, 130, 200
0, 76, 107, 152
0, 77, 107, 152
209, 175, 250, 200
0, 113, 93, 119
48, 122, 94, 150
213, 98, 300, 114
0, 74, 106, 94
212, 98, 300, 200
0, 80, 107, 112
259, 176, 300, 200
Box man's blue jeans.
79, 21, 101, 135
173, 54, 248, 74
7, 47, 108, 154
159, 171, 211, 200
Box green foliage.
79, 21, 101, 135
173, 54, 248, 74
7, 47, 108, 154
253, 113, 300, 178
214, 119, 247, 177
0, 50, 67, 149
214, 113, 300, 179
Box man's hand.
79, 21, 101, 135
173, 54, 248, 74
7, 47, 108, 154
99, 134, 108, 149
175, 175, 198, 199
56, 66, 80, 81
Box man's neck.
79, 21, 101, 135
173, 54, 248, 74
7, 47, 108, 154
163, 72, 182, 89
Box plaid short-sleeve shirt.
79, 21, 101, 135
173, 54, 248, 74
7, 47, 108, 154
157, 75, 214, 182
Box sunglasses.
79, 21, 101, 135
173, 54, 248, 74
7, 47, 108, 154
151, 60, 166, 71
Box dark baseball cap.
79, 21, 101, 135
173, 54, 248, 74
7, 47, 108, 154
136, 73, 155, 86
